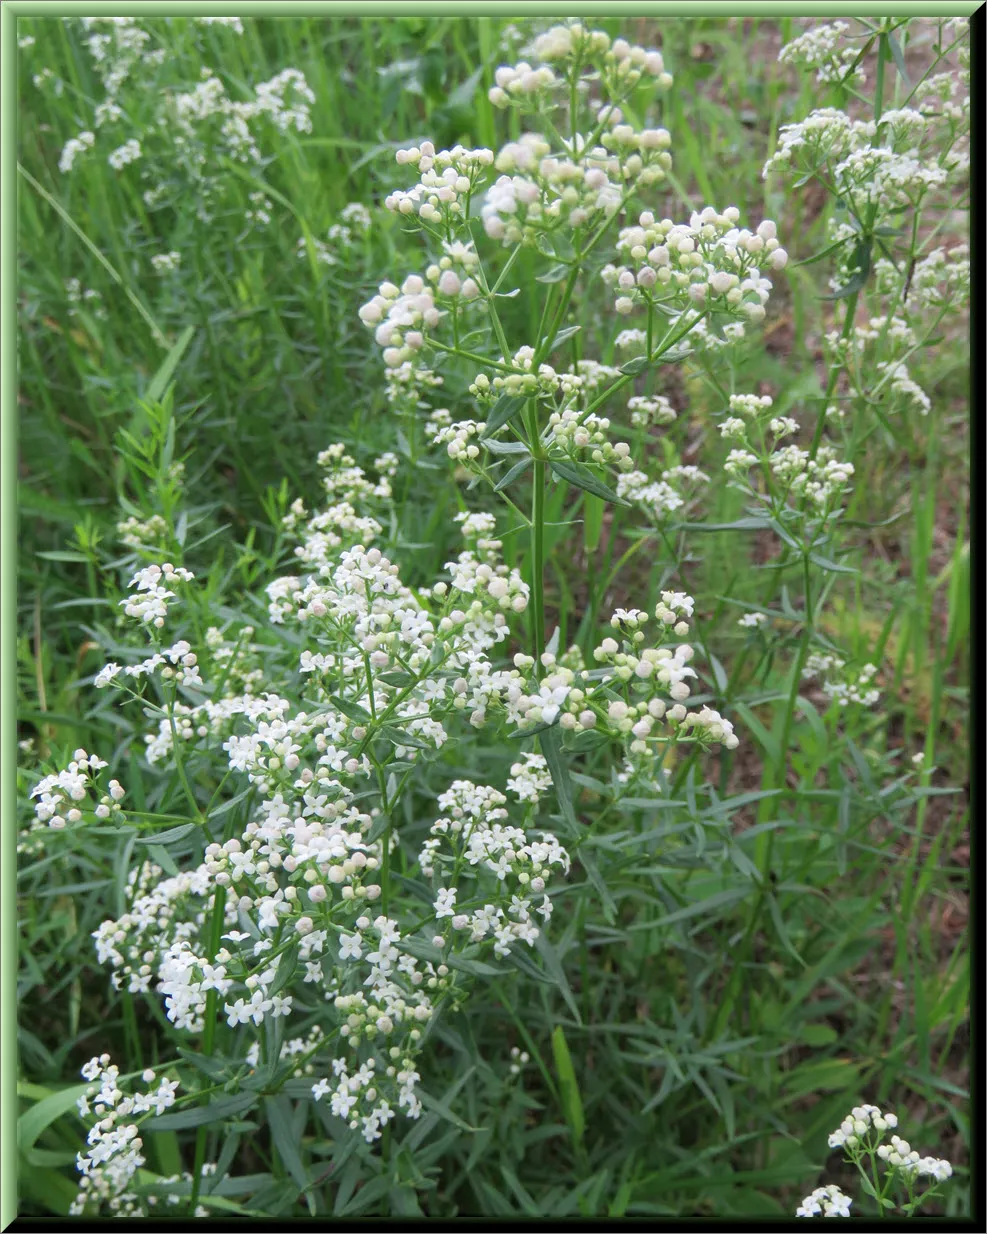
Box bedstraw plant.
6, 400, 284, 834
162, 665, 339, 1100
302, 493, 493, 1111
15, 15, 969, 1221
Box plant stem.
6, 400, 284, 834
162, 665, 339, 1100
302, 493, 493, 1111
189, 885, 228, 1214
529, 405, 547, 663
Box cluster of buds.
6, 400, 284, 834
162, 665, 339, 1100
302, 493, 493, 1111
604, 207, 786, 320
546, 409, 634, 469
489, 25, 673, 111
470, 346, 584, 404
387, 142, 494, 225
628, 393, 677, 427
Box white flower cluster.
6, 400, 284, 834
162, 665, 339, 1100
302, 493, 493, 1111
59, 130, 95, 173
779, 21, 867, 86
386, 362, 444, 416
764, 90, 967, 228
300, 202, 373, 262
313, 1051, 411, 1143
419, 779, 568, 954
433, 418, 482, 464
506, 597, 739, 756
150, 250, 181, 273
359, 257, 481, 368
803, 654, 880, 708
107, 138, 141, 169
604, 208, 786, 321
119, 562, 194, 628
877, 1138, 953, 1182
117, 512, 169, 551
29, 748, 125, 830
795, 1184, 852, 1218
718, 395, 855, 519
71, 1055, 180, 1217
96, 639, 202, 689
616, 465, 707, 523
482, 134, 630, 244
506, 752, 552, 804
874, 361, 932, 416
489, 24, 673, 111
914, 70, 969, 123
821, 1103, 955, 1198
828, 1102, 898, 1148
628, 393, 677, 428
876, 245, 970, 313
509, 1045, 530, 1076
64, 278, 105, 318
78, 16, 158, 97
387, 141, 495, 225
196, 16, 244, 34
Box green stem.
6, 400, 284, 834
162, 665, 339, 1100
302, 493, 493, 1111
189, 885, 228, 1214
530, 432, 547, 664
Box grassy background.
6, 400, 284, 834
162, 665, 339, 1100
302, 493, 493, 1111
15, 15, 969, 1218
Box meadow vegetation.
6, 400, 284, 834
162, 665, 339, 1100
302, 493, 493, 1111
14, 13, 970, 1220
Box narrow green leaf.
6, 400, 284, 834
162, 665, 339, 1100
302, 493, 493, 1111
549, 459, 625, 505
886, 31, 911, 87
545, 324, 581, 350
146, 326, 195, 404
482, 394, 527, 438
378, 725, 432, 750
551, 1026, 585, 1147
493, 456, 532, 492
135, 823, 197, 846
483, 438, 530, 455
326, 695, 371, 724
539, 725, 578, 832
536, 263, 570, 284
147, 1092, 258, 1131
17, 1083, 90, 1154
733, 701, 781, 767
264, 1096, 312, 1206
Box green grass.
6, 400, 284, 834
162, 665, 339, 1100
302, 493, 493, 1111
14, 14, 969, 1221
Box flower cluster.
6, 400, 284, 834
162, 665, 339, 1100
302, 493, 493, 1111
358, 258, 483, 368
546, 409, 633, 469
603, 208, 786, 321
419, 779, 568, 953
387, 142, 495, 226
717, 394, 856, 522
616, 465, 707, 524
764, 84, 967, 233
796, 1185, 853, 1218
59, 19, 319, 232
628, 393, 677, 428
802, 654, 880, 708
779, 21, 867, 87
489, 24, 673, 113
803, 1103, 956, 1217
59, 129, 95, 173
481, 136, 628, 245
507, 597, 739, 758
71, 1055, 181, 1217
119, 562, 194, 628
29, 749, 125, 830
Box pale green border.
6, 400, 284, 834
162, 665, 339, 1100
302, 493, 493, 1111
0, 4, 977, 1229
1, 0, 982, 13
2, 5, 18, 1230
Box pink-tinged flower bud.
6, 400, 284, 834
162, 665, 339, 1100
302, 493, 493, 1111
438, 270, 461, 296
